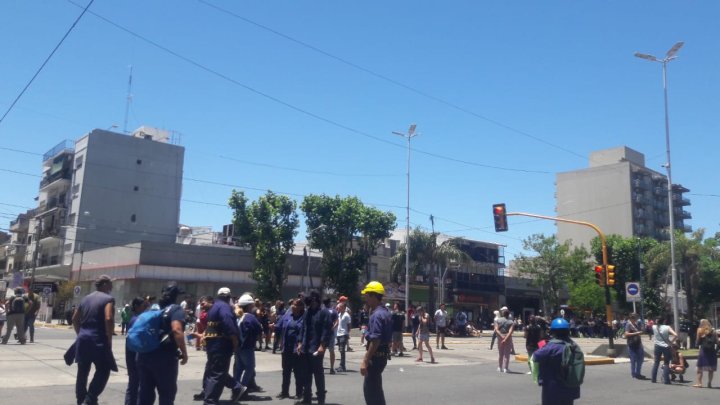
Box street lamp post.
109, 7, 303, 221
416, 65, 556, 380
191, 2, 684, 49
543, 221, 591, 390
393, 124, 417, 328
635, 41, 684, 333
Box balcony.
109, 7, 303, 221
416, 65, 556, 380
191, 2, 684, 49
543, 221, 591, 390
674, 209, 692, 220
681, 225, 693, 233
42, 140, 74, 162
672, 195, 691, 206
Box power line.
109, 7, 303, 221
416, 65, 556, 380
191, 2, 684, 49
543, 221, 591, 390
64, 0, 549, 175
0, 0, 95, 127
196, 0, 586, 162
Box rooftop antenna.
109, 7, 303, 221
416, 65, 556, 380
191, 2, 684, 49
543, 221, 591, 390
123, 65, 133, 134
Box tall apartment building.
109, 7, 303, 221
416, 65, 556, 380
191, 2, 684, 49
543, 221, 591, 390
17, 127, 184, 284
556, 146, 691, 248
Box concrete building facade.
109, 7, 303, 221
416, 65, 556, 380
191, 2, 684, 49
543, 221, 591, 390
556, 146, 691, 248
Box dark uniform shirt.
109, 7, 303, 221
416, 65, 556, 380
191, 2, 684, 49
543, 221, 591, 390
278, 311, 305, 354
238, 312, 262, 350
301, 306, 332, 353
533, 338, 581, 402
367, 305, 392, 347
204, 300, 239, 354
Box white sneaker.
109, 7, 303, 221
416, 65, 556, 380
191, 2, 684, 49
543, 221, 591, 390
503, 369, 509, 373
526, 371, 532, 375
497, 367, 502, 372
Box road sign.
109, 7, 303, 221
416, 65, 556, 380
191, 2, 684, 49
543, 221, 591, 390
42, 287, 51, 297
73, 285, 82, 297
626, 282, 641, 302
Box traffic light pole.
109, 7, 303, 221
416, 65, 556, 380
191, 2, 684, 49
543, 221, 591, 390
506, 212, 615, 353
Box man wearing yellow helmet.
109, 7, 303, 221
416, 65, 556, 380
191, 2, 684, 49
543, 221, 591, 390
360, 281, 392, 405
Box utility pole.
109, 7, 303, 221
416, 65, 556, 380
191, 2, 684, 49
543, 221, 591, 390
393, 124, 417, 328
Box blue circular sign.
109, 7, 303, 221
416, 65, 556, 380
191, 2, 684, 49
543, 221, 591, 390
627, 283, 639, 295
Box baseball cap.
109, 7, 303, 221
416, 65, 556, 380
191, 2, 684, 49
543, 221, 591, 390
162, 281, 185, 296
217, 287, 231, 296
500, 306, 508, 311
94, 274, 114, 287
338, 295, 348, 302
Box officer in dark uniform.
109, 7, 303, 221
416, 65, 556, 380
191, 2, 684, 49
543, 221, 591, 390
360, 281, 392, 405
532, 318, 581, 405
200, 287, 246, 405
136, 281, 188, 405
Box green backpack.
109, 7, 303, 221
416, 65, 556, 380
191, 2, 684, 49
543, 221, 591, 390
549, 339, 585, 387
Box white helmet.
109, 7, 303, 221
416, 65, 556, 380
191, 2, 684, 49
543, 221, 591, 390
238, 293, 254, 307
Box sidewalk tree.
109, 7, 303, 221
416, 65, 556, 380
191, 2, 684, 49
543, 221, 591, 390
515, 234, 588, 315
229, 190, 299, 301
301, 194, 395, 305
390, 229, 470, 313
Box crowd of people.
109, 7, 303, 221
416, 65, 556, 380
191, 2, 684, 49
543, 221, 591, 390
0, 286, 42, 344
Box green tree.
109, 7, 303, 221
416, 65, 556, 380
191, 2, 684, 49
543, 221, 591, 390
229, 190, 299, 301
515, 234, 589, 315
389, 229, 470, 313
301, 194, 396, 305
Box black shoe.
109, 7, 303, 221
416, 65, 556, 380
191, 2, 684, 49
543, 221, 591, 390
294, 400, 312, 405
335, 367, 346, 372
442, 346, 449, 350
248, 385, 264, 393
231, 386, 248, 401
192, 392, 204, 401
276, 393, 290, 399
637, 375, 647, 380
329, 369, 336, 375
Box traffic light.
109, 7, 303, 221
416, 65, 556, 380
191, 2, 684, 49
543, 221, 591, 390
606, 265, 616, 286
493, 203, 508, 232
594, 265, 604, 286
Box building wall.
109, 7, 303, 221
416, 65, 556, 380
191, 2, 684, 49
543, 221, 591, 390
66, 129, 184, 257
556, 162, 633, 248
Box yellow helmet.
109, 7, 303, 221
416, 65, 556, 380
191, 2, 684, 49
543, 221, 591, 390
361, 281, 385, 295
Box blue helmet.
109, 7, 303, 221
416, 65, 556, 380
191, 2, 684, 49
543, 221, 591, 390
550, 318, 570, 330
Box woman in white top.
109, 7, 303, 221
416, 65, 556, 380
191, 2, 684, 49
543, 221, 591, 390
335, 303, 352, 372
650, 316, 678, 384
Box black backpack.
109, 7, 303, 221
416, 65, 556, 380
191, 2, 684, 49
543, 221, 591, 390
10, 297, 25, 314
701, 330, 717, 352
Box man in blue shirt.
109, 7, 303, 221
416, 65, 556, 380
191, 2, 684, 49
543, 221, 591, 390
234, 294, 262, 400
297, 290, 332, 405
532, 318, 581, 405
276, 298, 306, 400
200, 287, 245, 405
360, 281, 392, 405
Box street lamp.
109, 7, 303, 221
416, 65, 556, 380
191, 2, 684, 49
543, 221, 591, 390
393, 124, 417, 327
305, 224, 326, 293
634, 41, 684, 333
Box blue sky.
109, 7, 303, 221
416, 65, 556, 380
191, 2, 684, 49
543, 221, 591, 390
1, 1, 718, 261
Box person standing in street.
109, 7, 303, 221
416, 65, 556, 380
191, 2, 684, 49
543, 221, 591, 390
623, 313, 646, 379
409, 304, 419, 350
390, 302, 405, 357
336, 301, 351, 372
494, 308, 515, 373
136, 281, 189, 405
488, 310, 500, 350
323, 297, 339, 374
434, 303, 448, 350
120, 304, 132, 335
532, 318, 582, 405
296, 290, 332, 405
24, 289, 40, 343
524, 315, 541, 375
650, 316, 678, 384
124, 297, 147, 405
693, 319, 717, 388
2, 287, 27, 345
198, 287, 245, 404
360, 281, 392, 405
0, 299, 6, 339
234, 294, 262, 400
71, 275, 117, 405
414, 306, 435, 363
276, 298, 306, 399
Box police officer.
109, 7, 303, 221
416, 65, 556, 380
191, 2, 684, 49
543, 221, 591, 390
532, 318, 581, 405
136, 281, 188, 405
200, 287, 246, 404
296, 290, 332, 405
360, 281, 392, 405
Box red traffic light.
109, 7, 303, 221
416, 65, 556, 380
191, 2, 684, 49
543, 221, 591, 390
492, 203, 508, 232
594, 265, 603, 273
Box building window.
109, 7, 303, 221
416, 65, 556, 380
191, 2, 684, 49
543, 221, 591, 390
133, 186, 139, 191
136, 159, 142, 165
131, 214, 136, 223
75, 155, 84, 169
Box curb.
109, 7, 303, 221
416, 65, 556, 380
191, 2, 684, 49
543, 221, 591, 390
514, 354, 615, 366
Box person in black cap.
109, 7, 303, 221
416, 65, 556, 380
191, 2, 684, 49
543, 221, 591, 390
72, 275, 117, 405
136, 281, 188, 405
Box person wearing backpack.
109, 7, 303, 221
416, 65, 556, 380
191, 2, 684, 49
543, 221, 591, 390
135, 281, 188, 405
1, 287, 27, 344
693, 319, 717, 388
24, 290, 41, 343
124, 297, 147, 405
531, 318, 583, 405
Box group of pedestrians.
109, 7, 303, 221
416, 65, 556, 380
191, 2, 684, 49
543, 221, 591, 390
625, 314, 717, 388
1, 286, 42, 344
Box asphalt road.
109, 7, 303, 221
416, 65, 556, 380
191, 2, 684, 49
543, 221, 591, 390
1, 325, 717, 405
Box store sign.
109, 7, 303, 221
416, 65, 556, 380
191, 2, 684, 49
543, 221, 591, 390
457, 294, 485, 304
